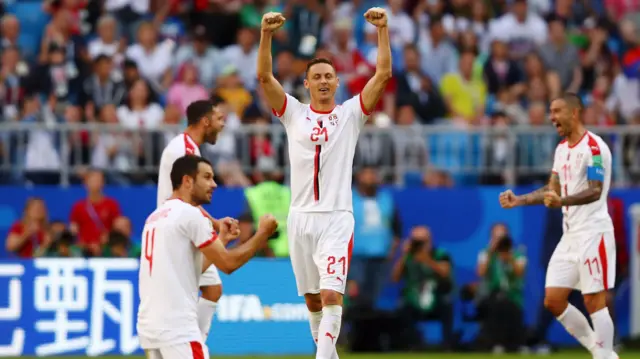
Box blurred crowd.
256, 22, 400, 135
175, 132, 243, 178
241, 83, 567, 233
2, 0, 640, 186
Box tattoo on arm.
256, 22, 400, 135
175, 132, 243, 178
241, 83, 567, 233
561, 180, 603, 206
519, 172, 561, 206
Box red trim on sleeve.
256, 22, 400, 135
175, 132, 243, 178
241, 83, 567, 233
271, 95, 288, 117
198, 232, 218, 248
359, 93, 372, 116
586, 134, 601, 156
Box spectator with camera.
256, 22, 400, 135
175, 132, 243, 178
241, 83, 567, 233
391, 225, 454, 350
475, 223, 527, 352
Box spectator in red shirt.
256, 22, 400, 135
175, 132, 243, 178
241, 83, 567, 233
69, 169, 121, 256
5, 197, 51, 258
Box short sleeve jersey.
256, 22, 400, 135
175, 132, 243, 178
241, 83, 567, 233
157, 133, 201, 207
551, 131, 614, 235
137, 199, 217, 348
273, 93, 371, 212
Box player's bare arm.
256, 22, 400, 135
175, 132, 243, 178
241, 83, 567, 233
544, 178, 603, 208
200, 209, 240, 245
200, 215, 278, 274
499, 172, 560, 208
360, 8, 393, 114
256, 12, 287, 113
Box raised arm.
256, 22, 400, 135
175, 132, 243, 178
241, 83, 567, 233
200, 215, 278, 275
256, 12, 287, 114
360, 8, 393, 114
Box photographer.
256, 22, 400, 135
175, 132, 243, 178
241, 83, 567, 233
391, 226, 454, 350
475, 235, 527, 351
46, 229, 82, 257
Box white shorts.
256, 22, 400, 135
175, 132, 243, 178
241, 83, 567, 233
545, 231, 617, 294
199, 266, 221, 287
288, 211, 354, 296
145, 341, 209, 359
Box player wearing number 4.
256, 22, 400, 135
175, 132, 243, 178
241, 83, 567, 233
138, 155, 278, 359
257, 7, 392, 359
500, 94, 618, 359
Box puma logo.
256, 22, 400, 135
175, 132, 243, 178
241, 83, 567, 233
336, 277, 343, 284
325, 332, 336, 343
596, 341, 604, 348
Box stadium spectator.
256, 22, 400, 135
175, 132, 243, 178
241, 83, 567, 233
396, 44, 447, 124
440, 50, 487, 124
417, 15, 458, 84
5, 197, 51, 258
80, 54, 126, 116
475, 225, 527, 352
88, 14, 123, 62
488, 0, 548, 61
222, 28, 259, 92
117, 79, 163, 130
238, 156, 290, 257
167, 62, 209, 115
349, 165, 401, 308
125, 21, 174, 92
392, 105, 428, 178
483, 37, 525, 97
0, 45, 27, 122
174, 25, 224, 90
69, 169, 122, 256
214, 66, 254, 120
392, 226, 455, 350
538, 15, 582, 93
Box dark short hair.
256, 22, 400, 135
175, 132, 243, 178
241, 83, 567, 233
305, 57, 336, 78
186, 100, 214, 126
170, 155, 212, 190
555, 93, 584, 113
93, 54, 112, 65
496, 236, 513, 253
108, 231, 130, 248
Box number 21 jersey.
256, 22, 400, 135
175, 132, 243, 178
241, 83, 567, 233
273, 93, 371, 212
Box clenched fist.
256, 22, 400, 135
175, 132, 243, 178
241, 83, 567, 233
261, 12, 286, 33
364, 7, 388, 27
543, 191, 562, 208
258, 214, 279, 236
499, 189, 520, 209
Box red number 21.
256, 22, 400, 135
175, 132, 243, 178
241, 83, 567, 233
327, 256, 346, 275
584, 257, 600, 276
144, 228, 156, 275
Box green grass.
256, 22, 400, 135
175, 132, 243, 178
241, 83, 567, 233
7, 352, 640, 359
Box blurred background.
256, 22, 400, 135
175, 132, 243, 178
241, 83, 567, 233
0, 0, 639, 357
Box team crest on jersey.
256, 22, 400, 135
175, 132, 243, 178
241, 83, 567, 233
328, 114, 339, 126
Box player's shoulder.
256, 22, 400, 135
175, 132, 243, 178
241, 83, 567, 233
585, 131, 609, 151
163, 133, 199, 157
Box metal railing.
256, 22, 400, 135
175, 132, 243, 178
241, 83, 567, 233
1, 122, 639, 187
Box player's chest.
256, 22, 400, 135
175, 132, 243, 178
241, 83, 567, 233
290, 112, 346, 148
557, 149, 588, 184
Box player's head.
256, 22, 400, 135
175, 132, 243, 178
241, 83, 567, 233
170, 155, 216, 205
186, 98, 225, 144
550, 93, 584, 137
304, 58, 339, 102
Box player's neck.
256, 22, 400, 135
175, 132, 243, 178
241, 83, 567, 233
169, 192, 198, 207
309, 98, 336, 114
567, 127, 587, 147
184, 127, 204, 146
87, 192, 103, 203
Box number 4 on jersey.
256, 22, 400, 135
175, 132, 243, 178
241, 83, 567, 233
143, 228, 156, 275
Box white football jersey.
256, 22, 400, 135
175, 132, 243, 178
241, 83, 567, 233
273, 93, 370, 212
157, 133, 201, 207
551, 131, 614, 235
137, 198, 217, 348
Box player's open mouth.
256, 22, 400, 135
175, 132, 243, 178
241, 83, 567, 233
319, 88, 329, 93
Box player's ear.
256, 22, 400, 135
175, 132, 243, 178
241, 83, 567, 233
303, 78, 309, 89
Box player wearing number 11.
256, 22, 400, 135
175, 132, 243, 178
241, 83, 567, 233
499, 94, 618, 359
257, 7, 392, 359
137, 155, 278, 359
